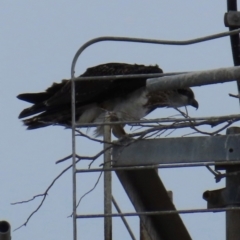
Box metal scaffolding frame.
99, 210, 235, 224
69, 2, 240, 239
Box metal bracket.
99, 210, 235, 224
203, 187, 240, 208
224, 11, 240, 27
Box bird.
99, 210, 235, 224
17, 62, 198, 138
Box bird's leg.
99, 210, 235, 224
108, 111, 128, 139
112, 124, 127, 138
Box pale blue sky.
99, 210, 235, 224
1, 1, 239, 239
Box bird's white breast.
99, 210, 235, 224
112, 87, 149, 120
76, 88, 149, 136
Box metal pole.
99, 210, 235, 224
214, 127, 240, 240
225, 127, 240, 240
112, 196, 136, 240
104, 114, 112, 240
76, 207, 240, 218
225, 166, 240, 240
226, 0, 240, 106
0, 221, 11, 240
147, 66, 240, 91
71, 74, 77, 240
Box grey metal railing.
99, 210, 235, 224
70, 28, 240, 240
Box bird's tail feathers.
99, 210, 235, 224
21, 107, 75, 130
22, 112, 67, 130
18, 103, 46, 119
23, 117, 52, 130
17, 93, 50, 104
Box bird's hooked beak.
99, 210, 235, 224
191, 99, 199, 109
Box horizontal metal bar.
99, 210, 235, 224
76, 207, 240, 219
113, 135, 240, 166
147, 66, 240, 91
75, 161, 240, 174
73, 72, 187, 81
75, 113, 240, 128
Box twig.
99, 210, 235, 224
55, 154, 72, 164
13, 161, 77, 230
56, 153, 85, 164
182, 131, 198, 137
76, 172, 103, 209
164, 129, 176, 137
75, 129, 115, 145
88, 145, 114, 168
13, 136, 116, 230
229, 93, 240, 99
127, 114, 239, 139
11, 194, 46, 205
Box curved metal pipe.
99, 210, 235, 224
71, 29, 240, 77
0, 221, 11, 240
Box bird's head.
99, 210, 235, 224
176, 88, 199, 109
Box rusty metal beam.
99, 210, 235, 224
115, 168, 192, 240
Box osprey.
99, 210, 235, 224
17, 63, 198, 138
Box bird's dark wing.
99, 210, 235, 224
45, 63, 163, 106
17, 63, 163, 119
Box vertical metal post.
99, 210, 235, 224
104, 114, 112, 240
71, 78, 77, 240
225, 127, 240, 240
0, 221, 11, 240
225, 166, 240, 240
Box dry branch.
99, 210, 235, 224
14, 111, 240, 230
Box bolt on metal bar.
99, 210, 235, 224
76, 206, 240, 219
75, 161, 240, 174
103, 116, 112, 240
112, 196, 137, 240
147, 66, 240, 91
